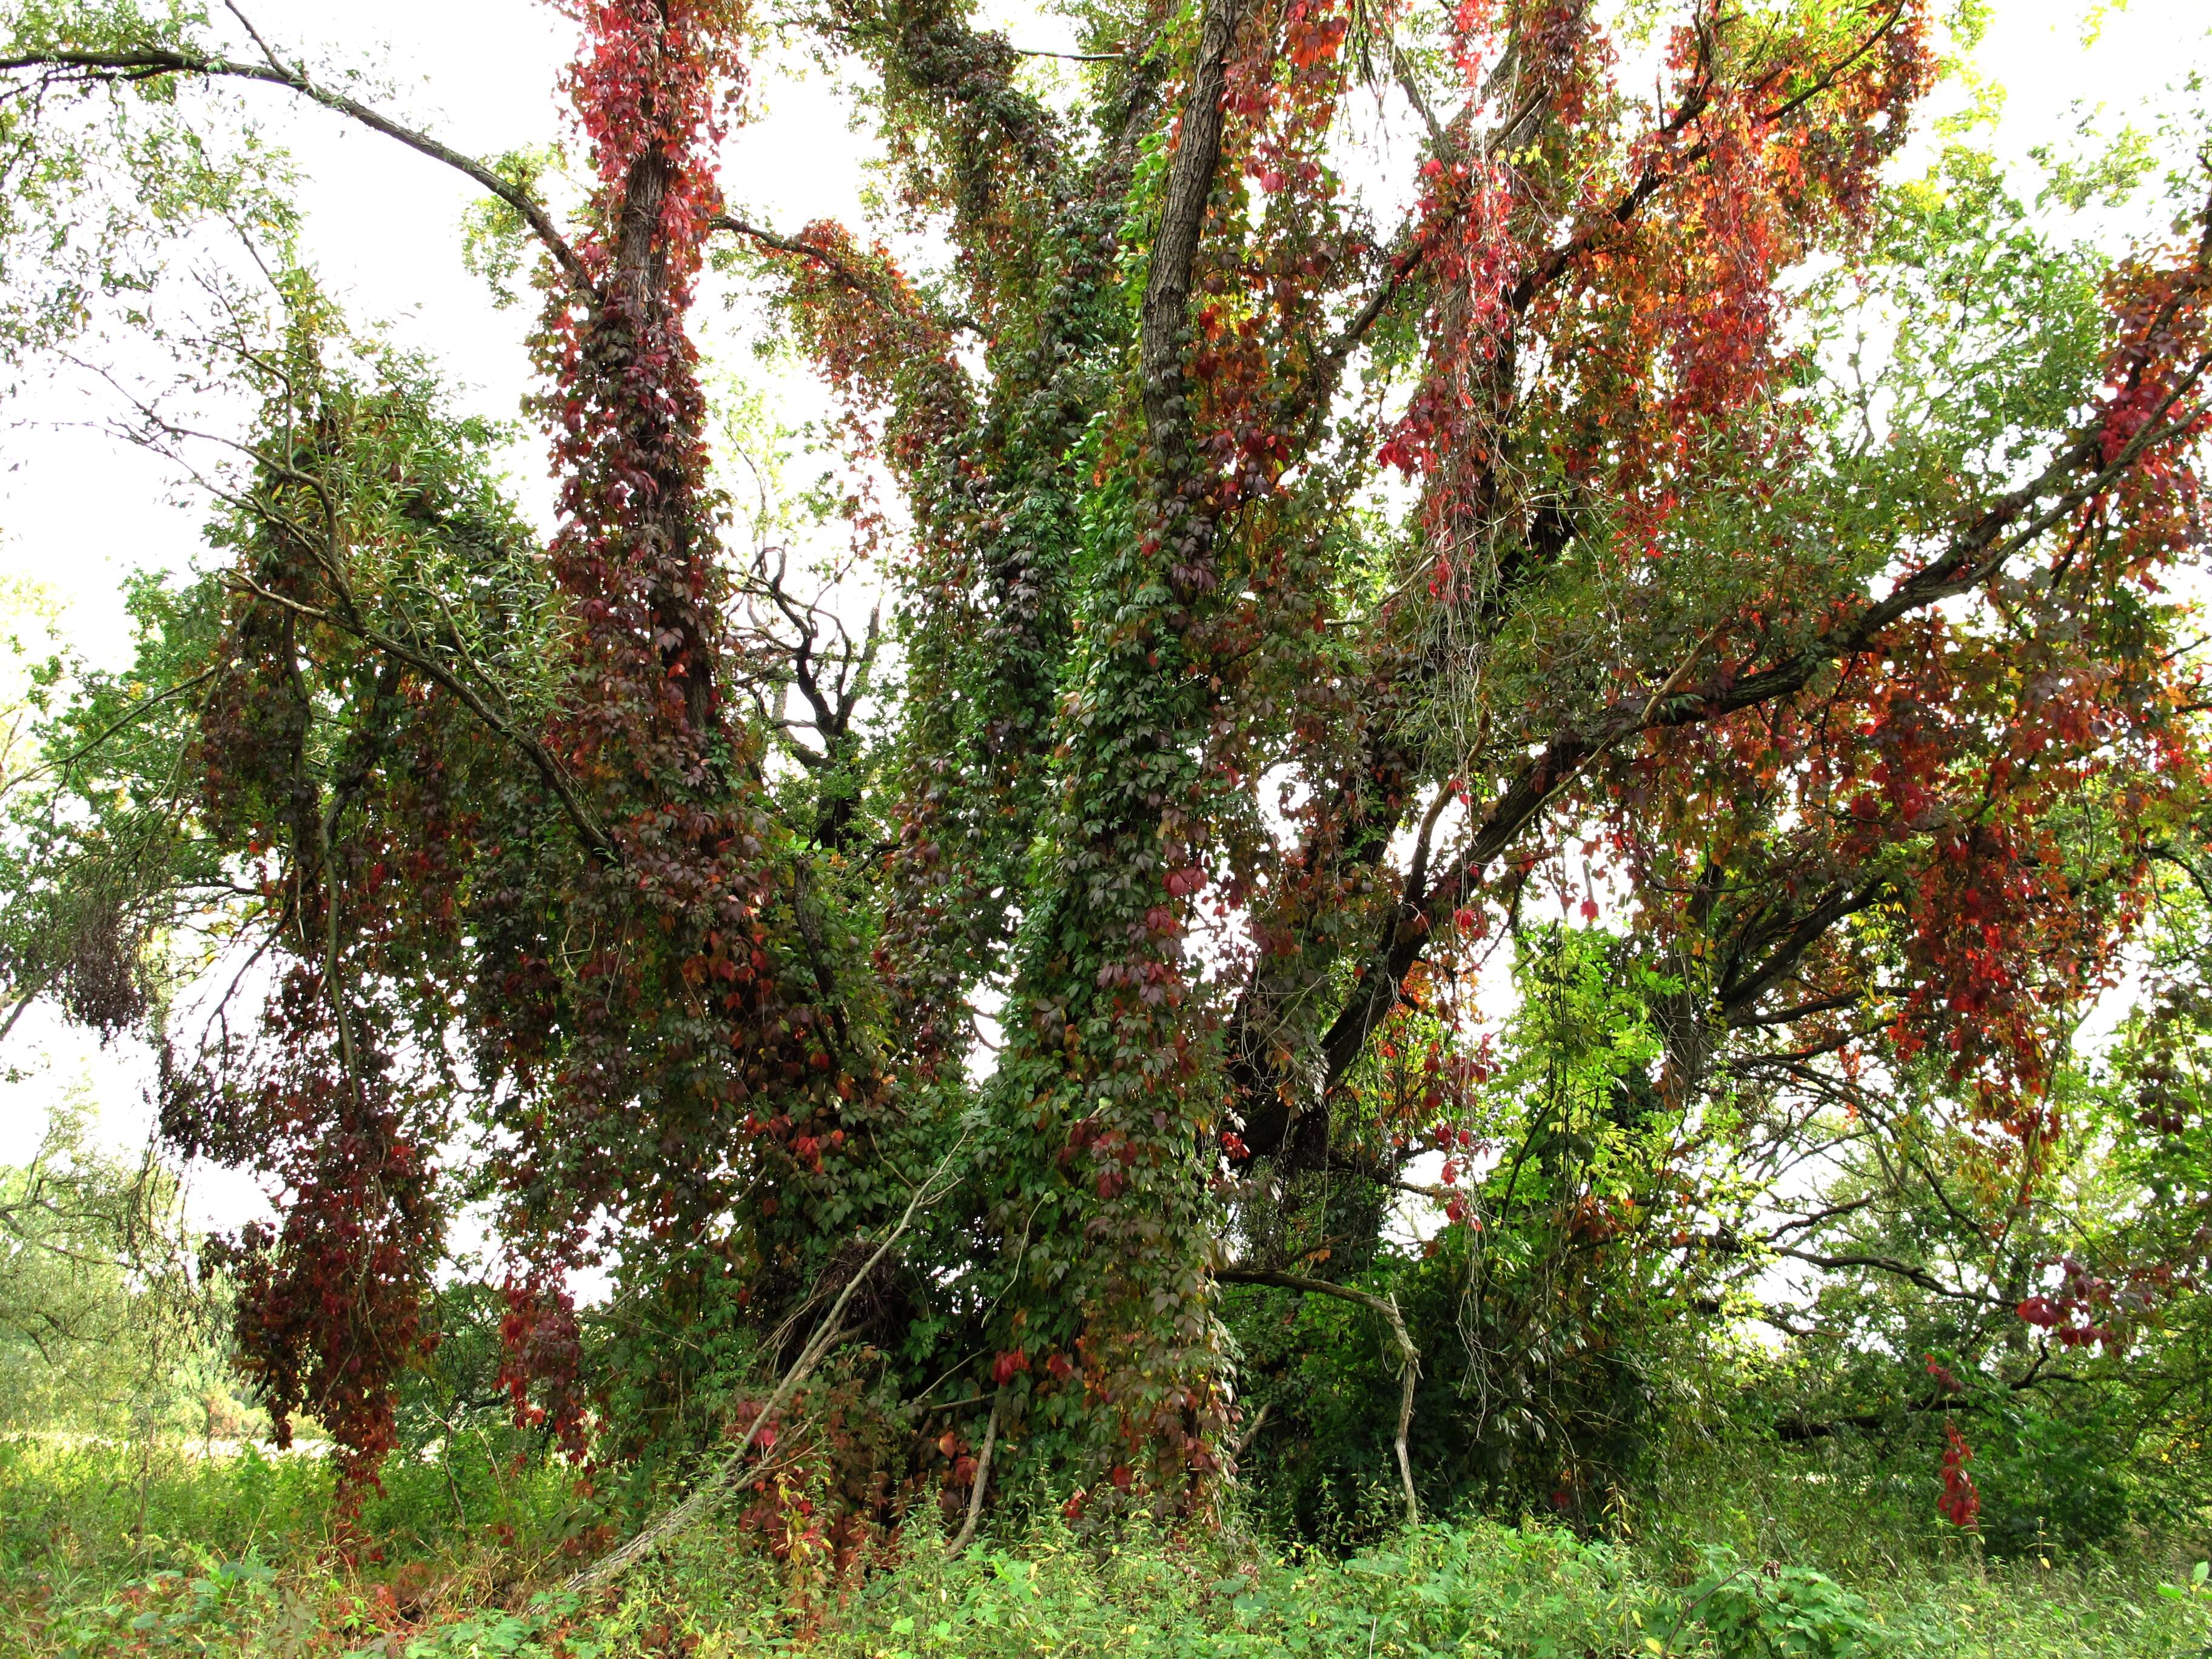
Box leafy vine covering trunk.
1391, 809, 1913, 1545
3, 0, 2210, 1546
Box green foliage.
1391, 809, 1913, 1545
584, 1250, 771, 1496
458, 147, 567, 310
0, 1, 297, 366
1681, 1551, 1894, 1659
0, 1102, 235, 1442
1230, 928, 1738, 1537
2, 1438, 324, 1605
1743, 845, 2212, 1558
6, 1418, 2211, 1658
3, 0, 2212, 1595
32, 1553, 289, 1659
1, 1432, 585, 1644
0, 566, 227, 1045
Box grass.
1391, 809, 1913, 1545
2, 1436, 2207, 1658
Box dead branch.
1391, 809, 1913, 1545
1224, 1399, 1272, 1462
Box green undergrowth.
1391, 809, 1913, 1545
4, 1439, 2208, 1658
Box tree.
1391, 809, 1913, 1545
0, 1098, 229, 1449
2, 0, 2207, 1544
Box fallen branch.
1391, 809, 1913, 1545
565, 1147, 965, 1593
1217, 1267, 1420, 1524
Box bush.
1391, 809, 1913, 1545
1681, 1550, 1899, 1659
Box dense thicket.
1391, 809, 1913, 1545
1, 0, 2208, 1567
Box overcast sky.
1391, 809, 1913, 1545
2, 0, 2208, 1228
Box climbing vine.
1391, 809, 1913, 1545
3, 0, 2210, 1547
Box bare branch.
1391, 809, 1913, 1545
946, 1394, 1000, 1557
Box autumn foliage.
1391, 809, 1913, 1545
4, 0, 2210, 1555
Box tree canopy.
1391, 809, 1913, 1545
2, 0, 2209, 1561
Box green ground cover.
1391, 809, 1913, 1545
5, 1437, 2205, 1659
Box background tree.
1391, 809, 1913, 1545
0, 1094, 250, 1566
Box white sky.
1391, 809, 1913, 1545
1, 0, 2208, 1233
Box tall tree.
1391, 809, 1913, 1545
2, 0, 2207, 1536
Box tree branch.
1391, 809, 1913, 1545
1507, 0, 1910, 315
565, 1145, 966, 1592
222, 574, 618, 866
946, 1393, 1000, 1557
1313, 349, 2212, 1096
1216, 1266, 1419, 1523
1, 46, 589, 292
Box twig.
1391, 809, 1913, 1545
0, 969, 59, 1050
1659, 1564, 1751, 1653
2, 47, 589, 291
